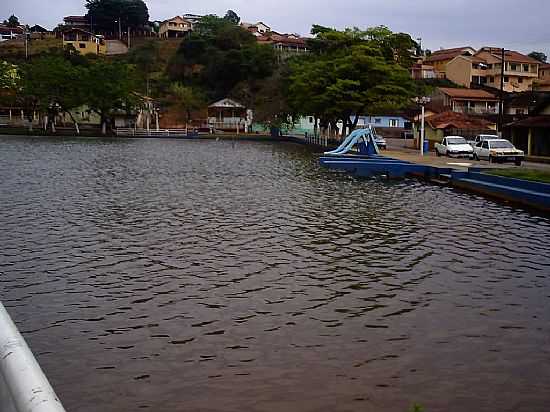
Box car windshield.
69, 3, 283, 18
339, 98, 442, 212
447, 138, 467, 145
490, 140, 514, 149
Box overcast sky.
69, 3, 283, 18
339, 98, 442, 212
2, 0, 549, 56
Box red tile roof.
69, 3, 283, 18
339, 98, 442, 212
427, 111, 495, 129
425, 46, 474, 63
438, 87, 499, 100
477, 47, 541, 64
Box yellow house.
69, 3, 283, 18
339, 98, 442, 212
62, 28, 106, 55
424, 46, 475, 78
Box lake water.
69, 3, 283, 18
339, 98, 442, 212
1, 136, 549, 412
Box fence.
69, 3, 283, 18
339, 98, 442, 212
115, 128, 194, 137
0, 302, 66, 412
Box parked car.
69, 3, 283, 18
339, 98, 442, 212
468, 134, 499, 148
473, 139, 525, 165
435, 136, 474, 158
374, 134, 387, 150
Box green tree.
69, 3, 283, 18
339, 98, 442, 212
127, 40, 160, 96
85, 0, 149, 33
286, 26, 417, 136
170, 15, 275, 100
0, 61, 19, 89
528, 51, 547, 63
3, 15, 20, 27
224, 10, 240, 25
169, 82, 205, 122
83, 60, 139, 134
19, 56, 86, 133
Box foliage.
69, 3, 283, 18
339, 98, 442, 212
286, 26, 418, 132
83, 59, 139, 132
224, 10, 240, 25
127, 40, 161, 95
528, 51, 547, 63
409, 404, 425, 412
486, 168, 550, 183
3, 15, 20, 28
169, 82, 205, 121
85, 0, 149, 32
0, 61, 19, 89
170, 15, 275, 100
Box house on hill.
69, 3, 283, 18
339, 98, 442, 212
0, 24, 24, 42
424, 46, 476, 78
62, 28, 106, 55
159, 16, 192, 39
63, 16, 90, 30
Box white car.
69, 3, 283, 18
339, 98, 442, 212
468, 134, 499, 148
435, 136, 474, 158
374, 135, 387, 149
473, 139, 525, 165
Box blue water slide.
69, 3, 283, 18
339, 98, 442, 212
324, 127, 379, 156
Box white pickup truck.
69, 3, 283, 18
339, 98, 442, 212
473, 139, 525, 165
435, 136, 474, 158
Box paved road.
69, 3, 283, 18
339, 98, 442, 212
385, 138, 550, 171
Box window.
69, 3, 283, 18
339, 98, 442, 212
510, 64, 517, 71
389, 119, 399, 128
504, 76, 509, 82
308, 116, 314, 123
374, 118, 381, 124
79, 43, 86, 49
523, 64, 529, 72
488, 76, 495, 83
487, 64, 493, 69
516, 108, 525, 115
482, 141, 489, 149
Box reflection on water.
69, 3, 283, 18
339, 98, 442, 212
1, 136, 549, 412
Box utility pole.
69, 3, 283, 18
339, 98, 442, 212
498, 47, 505, 136
24, 29, 29, 60
118, 17, 122, 40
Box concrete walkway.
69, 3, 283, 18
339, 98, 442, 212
385, 138, 550, 172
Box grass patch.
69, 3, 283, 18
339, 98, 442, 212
486, 168, 550, 183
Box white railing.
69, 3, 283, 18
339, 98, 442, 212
300, 133, 329, 147
0, 302, 66, 412
115, 128, 194, 137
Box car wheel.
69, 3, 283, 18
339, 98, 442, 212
473, 153, 479, 160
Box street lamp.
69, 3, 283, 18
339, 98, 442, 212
414, 96, 431, 156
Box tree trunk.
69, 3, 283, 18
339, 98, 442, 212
65, 110, 80, 135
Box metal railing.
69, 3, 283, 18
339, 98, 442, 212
0, 302, 66, 412
115, 128, 193, 137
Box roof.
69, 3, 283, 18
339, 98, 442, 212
427, 111, 495, 129
209, 98, 244, 109
162, 16, 191, 24
540, 63, 550, 70
0, 25, 24, 34
64, 16, 88, 22
438, 87, 499, 100
476, 47, 541, 64
425, 46, 475, 63
508, 115, 550, 128
61, 27, 100, 37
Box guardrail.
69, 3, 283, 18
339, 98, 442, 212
0, 302, 66, 412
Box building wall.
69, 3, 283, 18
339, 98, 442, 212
64, 40, 106, 55
446, 57, 473, 87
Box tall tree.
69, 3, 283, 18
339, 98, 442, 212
286, 26, 417, 136
19, 56, 87, 133
3, 15, 20, 27
83, 60, 139, 134
224, 10, 240, 25
528, 51, 547, 63
85, 0, 149, 33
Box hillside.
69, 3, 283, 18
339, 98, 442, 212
0, 37, 63, 60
